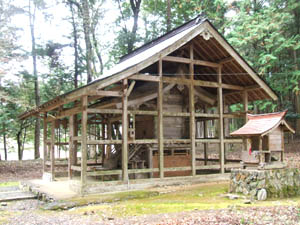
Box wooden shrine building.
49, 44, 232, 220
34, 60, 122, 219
231, 111, 295, 169
20, 16, 278, 194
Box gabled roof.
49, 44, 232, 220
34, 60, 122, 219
20, 15, 278, 120
230, 111, 295, 137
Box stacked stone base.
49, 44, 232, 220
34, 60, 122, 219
230, 168, 300, 199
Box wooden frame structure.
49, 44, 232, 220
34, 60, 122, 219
20, 16, 278, 194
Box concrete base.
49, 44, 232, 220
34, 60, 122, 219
70, 173, 230, 195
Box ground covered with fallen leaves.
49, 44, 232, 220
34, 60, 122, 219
1, 151, 300, 224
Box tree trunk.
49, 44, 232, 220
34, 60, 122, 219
81, 0, 93, 83
29, 0, 40, 159
3, 124, 7, 161
69, 3, 79, 88
128, 0, 142, 53
17, 131, 23, 160
294, 50, 300, 136
166, 0, 171, 32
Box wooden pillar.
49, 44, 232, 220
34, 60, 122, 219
122, 79, 129, 182
189, 44, 196, 176
243, 90, 249, 151
281, 130, 284, 162
68, 115, 74, 179
43, 113, 47, 173
258, 136, 263, 164
101, 122, 105, 165
50, 120, 55, 181
218, 66, 225, 174
204, 106, 208, 165
73, 115, 78, 165
158, 58, 164, 178
81, 96, 88, 194
106, 120, 112, 159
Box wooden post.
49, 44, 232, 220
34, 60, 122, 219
122, 79, 129, 182
73, 115, 78, 165
158, 58, 164, 178
81, 96, 88, 195
218, 66, 225, 174
189, 44, 196, 176
243, 90, 249, 152
50, 120, 55, 181
101, 122, 105, 165
68, 115, 74, 179
204, 106, 208, 165
259, 136, 263, 164
106, 120, 112, 159
43, 113, 47, 173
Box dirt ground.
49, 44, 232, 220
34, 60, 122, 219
1, 151, 300, 224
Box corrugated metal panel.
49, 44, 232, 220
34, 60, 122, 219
230, 111, 287, 136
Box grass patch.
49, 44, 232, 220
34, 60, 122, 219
0, 181, 19, 187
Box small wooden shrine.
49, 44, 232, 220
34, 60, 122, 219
230, 111, 295, 169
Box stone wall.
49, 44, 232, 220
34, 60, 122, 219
230, 168, 300, 199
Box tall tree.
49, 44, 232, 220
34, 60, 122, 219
28, 0, 41, 159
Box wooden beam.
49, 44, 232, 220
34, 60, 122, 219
158, 58, 164, 179
122, 79, 129, 182
126, 81, 136, 97
88, 90, 122, 97
218, 57, 234, 65
162, 76, 243, 90
163, 55, 220, 68
194, 88, 216, 106
243, 90, 249, 152
81, 96, 88, 195
43, 114, 47, 173
50, 120, 55, 181
129, 74, 160, 82
189, 44, 196, 176
45, 106, 82, 122
218, 66, 225, 174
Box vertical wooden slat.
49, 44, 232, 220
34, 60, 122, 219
189, 44, 196, 176
218, 66, 225, 174
81, 96, 88, 194
158, 58, 164, 178
50, 120, 55, 180
68, 115, 74, 179
122, 79, 129, 182
43, 113, 47, 173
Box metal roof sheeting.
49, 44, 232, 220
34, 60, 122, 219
230, 111, 294, 136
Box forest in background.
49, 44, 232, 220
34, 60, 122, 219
0, 0, 299, 160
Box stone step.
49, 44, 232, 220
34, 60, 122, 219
0, 186, 37, 202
